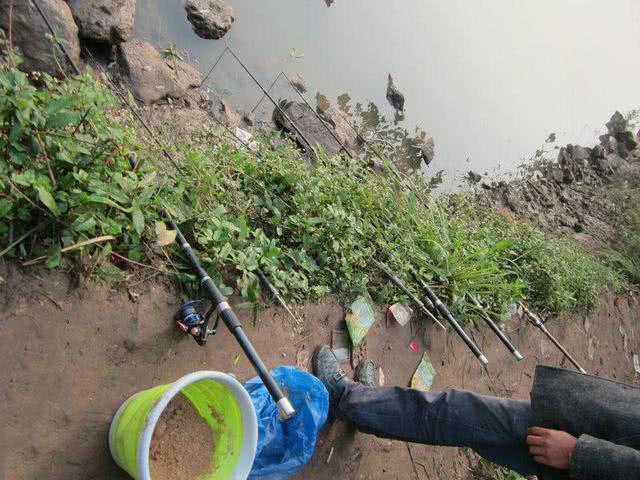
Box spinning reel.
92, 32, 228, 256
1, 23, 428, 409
175, 300, 220, 346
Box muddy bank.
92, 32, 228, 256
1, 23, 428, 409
1, 260, 638, 479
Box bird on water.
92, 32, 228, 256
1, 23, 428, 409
386, 74, 405, 113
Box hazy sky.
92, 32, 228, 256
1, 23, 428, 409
135, 0, 640, 187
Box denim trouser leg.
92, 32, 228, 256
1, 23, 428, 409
334, 383, 539, 476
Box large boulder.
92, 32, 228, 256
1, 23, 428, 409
321, 106, 359, 152
600, 111, 638, 158
184, 0, 234, 40
67, 0, 136, 44
273, 100, 343, 156
0, 0, 80, 76
117, 40, 202, 104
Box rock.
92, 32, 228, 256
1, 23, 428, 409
369, 159, 385, 174
117, 40, 202, 104
550, 169, 564, 183
567, 144, 590, 163
321, 106, 359, 152
590, 145, 607, 161
67, 0, 135, 44
416, 136, 435, 166
606, 111, 627, 136
206, 96, 254, 129
288, 75, 307, 94
386, 74, 405, 112
605, 153, 625, 171
273, 100, 343, 156
184, 0, 234, 40
0, 0, 81, 76
468, 171, 482, 183
615, 131, 638, 158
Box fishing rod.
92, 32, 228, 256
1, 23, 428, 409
224, 47, 317, 151
251, 71, 355, 159
410, 273, 489, 367
520, 302, 587, 374
30, 0, 81, 75
470, 295, 523, 360
375, 260, 445, 330
164, 212, 296, 419
256, 268, 302, 326
30, 2, 296, 418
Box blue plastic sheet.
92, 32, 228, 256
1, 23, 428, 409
245, 366, 329, 479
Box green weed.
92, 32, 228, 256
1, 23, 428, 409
0, 57, 625, 321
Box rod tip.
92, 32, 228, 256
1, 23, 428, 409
514, 351, 524, 361
479, 354, 489, 366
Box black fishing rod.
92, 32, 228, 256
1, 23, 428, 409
410, 274, 489, 367
520, 303, 587, 374
30, 2, 296, 419
375, 261, 445, 330
256, 268, 302, 326
470, 295, 523, 360
164, 211, 296, 419
226, 48, 321, 153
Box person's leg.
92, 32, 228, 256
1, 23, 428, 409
335, 382, 538, 475
313, 346, 538, 474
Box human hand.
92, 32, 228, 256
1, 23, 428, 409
527, 427, 577, 470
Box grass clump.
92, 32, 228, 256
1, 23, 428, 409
0, 59, 625, 321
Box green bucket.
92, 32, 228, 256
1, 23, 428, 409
109, 371, 258, 480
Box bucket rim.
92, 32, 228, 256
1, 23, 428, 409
134, 370, 256, 480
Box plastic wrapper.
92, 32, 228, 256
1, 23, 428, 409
245, 366, 329, 479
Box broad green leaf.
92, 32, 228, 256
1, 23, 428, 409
45, 110, 81, 130
46, 245, 62, 269
155, 221, 177, 246
0, 198, 13, 217
219, 243, 233, 259
36, 187, 60, 216
96, 262, 126, 281
70, 214, 96, 232
88, 194, 133, 212
45, 97, 75, 115
12, 170, 36, 187
132, 209, 144, 235
247, 278, 261, 302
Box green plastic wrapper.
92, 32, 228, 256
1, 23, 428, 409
411, 353, 437, 391
345, 294, 375, 346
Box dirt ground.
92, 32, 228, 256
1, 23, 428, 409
1, 261, 639, 480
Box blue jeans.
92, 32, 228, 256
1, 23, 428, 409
335, 383, 539, 476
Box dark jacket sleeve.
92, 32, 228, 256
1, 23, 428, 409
569, 434, 640, 480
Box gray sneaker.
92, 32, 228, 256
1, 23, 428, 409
354, 359, 376, 387
313, 345, 352, 406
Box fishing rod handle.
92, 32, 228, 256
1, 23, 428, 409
521, 304, 586, 374
538, 323, 587, 374
165, 214, 296, 419
472, 298, 523, 360
421, 283, 489, 366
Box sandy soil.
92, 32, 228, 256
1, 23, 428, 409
1, 261, 638, 479
149, 393, 213, 480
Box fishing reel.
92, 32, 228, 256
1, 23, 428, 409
175, 300, 220, 346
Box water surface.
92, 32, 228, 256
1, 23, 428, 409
135, 0, 640, 188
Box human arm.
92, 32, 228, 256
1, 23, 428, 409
568, 434, 640, 480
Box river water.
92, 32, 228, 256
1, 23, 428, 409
134, 0, 640, 189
